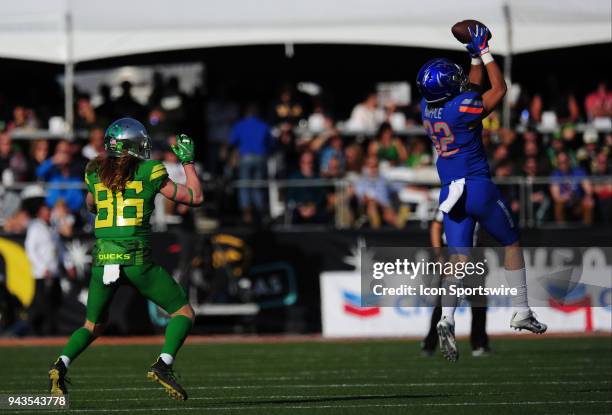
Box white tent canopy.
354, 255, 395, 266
0, 0, 610, 64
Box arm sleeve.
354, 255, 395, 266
149, 161, 169, 193
456, 92, 485, 125
84, 172, 94, 194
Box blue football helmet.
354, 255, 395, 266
416, 58, 468, 103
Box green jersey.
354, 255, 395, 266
85, 159, 168, 264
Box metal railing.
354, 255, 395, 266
2, 175, 611, 230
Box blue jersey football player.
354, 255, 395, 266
416, 23, 547, 362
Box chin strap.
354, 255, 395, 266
171, 181, 178, 200
188, 188, 194, 206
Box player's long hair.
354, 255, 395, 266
88, 152, 140, 193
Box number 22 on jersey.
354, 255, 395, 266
423, 120, 459, 157
94, 181, 144, 228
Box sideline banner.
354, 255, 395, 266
321, 246, 612, 337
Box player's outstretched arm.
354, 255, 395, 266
465, 42, 484, 87
467, 25, 506, 117
468, 60, 484, 88
159, 134, 204, 207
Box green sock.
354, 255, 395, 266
61, 327, 94, 361
161, 315, 193, 358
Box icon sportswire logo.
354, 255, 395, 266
342, 290, 380, 317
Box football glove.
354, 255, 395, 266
465, 43, 480, 59
171, 134, 195, 165
467, 24, 490, 56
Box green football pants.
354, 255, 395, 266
86, 263, 188, 323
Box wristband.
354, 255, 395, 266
188, 188, 194, 206
471, 57, 482, 65
481, 51, 494, 65
182, 161, 194, 166
171, 181, 178, 199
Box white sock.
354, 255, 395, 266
160, 353, 174, 366
59, 355, 70, 368
441, 307, 456, 325
440, 276, 459, 325
505, 268, 530, 313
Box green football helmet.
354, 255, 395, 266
104, 118, 152, 160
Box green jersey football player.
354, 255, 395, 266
48, 118, 203, 401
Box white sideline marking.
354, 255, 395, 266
13, 400, 612, 413
74, 393, 612, 403
8, 369, 610, 385
3, 379, 608, 394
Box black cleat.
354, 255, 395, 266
147, 358, 188, 400
48, 358, 69, 395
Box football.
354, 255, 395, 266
451, 19, 493, 43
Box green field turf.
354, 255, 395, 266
1, 337, 611, 414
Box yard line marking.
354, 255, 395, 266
9, 364, 608, 377
9, 370, 610, 384
12, 400, 612, 413
71, 392, 612, 403
4, 379, 609, 394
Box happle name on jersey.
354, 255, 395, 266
424, 106, 444, 119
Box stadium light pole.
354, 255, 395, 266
502, 2, 512, 129
64, 9, 75, 140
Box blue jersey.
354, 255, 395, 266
420, 90, 490, 185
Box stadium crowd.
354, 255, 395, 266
1, 78, 611, 232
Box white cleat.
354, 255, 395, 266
510, 309, 547, 334
436, 317, 458, 362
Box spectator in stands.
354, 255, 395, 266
344, 143, 365, 179
348, 92, 379, 131
26, 139, 49, 181
576, 128, 600, 174
547, 133, 576, 170
75, 94, 102, 131
495, 161, 520, 214
273, 123, 300, 179
230, 104, 273, 223
36, 140, 84, 214
23, 197, 62, 335
381, 101, 406, 131
323, 156, 353, 227
550, 152, 594, 225
310, 126, 345, 176
205, 85, 239, 175
490, 144, 509, 173
523, 141, 542, 165
81, 127, 105, 160
8, 106, 39, 130
593, 151, 612, 224
95, 84, 114, 121
50, 198, 75, 238
529, 94, 543, 124
273, 87, 303, 126
113, 81, 145, 119
368, 122, 407, 166
405, 137, 432, 168
584, 82, 612, 120
556, 91, 581, 124
0, 131, 27, 184
355, 155, 397, 229
523, 157, 550, 224
287, 151, 328, 224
